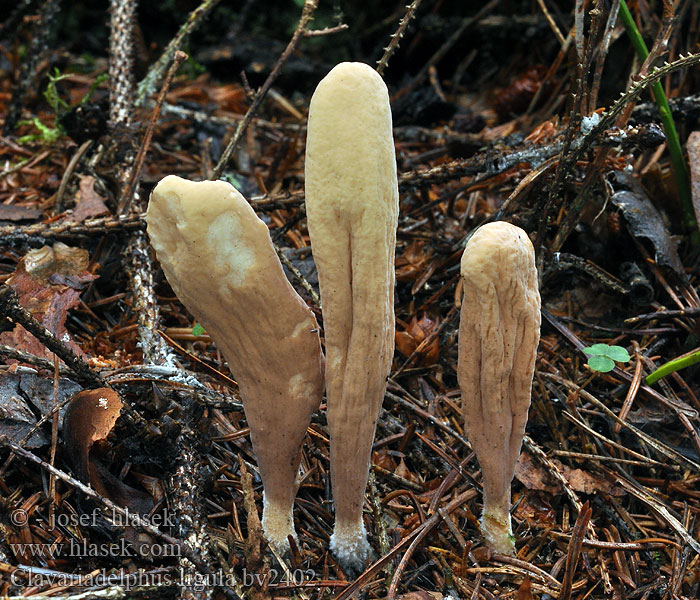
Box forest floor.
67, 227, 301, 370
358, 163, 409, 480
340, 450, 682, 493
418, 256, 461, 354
0, 1, 699, 599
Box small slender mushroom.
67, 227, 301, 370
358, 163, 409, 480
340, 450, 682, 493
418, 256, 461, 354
305, 62, 399, 573
457, 221, 541, 555
146, 175, 324, 552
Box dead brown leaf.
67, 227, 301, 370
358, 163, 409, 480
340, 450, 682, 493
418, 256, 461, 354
62, 388, 159, 557
515, 452, 625, 496
512, 490, 557, 526
373, 447, 398, 471
0, 243, 97, 360
395, 457, 416, 482
62, 388, 123, 494
396, 240, 433, 283
62, 389, 156, 511
515, 451, 561, 494
69, 175, 109, 222
516, 575, 534, 600
0, 373, 72, 448
395, 313, 440, 365
524, 117, 559, 144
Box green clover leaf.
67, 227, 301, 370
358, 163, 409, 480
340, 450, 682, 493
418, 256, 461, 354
587, 355, 615, 373
583, 343, 611, 357
605, 346, 631, 362
583, 343, 631, 373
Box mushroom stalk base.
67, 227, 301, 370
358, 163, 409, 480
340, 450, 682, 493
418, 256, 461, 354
480, 502, 515, 556
330, 520, 373, 575
261, 494, 296, 553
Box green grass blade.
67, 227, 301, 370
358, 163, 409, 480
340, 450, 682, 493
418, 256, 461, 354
645, 347, 700, 384
619, 1, 697, 238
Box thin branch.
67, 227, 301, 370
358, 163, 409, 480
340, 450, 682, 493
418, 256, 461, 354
277, 247, 320, 306
212, 0, 319, 179
304, 23, 348, 37
376, 0, 423, 76
0, 212, 146, 243
118, 51, 187, 214
535, 0, 566, 47
588, 0, 621, 112
108, 0, 137, 128
126, 232, 174, 365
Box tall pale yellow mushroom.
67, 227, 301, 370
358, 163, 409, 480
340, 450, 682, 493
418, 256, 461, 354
305, 62, 398, 572
458, 222, 541, 555
146, 176, 324, 552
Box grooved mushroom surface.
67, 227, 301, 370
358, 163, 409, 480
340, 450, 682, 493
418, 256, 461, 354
305, 62, 398, 573
458, 221, 541, 554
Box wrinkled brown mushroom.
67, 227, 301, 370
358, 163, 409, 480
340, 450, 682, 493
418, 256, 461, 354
146, 175, 324, 552
305, 62, 398, 572
458, 222, 541, 555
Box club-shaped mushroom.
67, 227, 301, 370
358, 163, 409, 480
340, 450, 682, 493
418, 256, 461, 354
458, 221, 541, 555
305, 62, 399, 573
146, 175, 324, 552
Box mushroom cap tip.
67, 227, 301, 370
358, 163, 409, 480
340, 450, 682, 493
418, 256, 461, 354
150, 174, 237, 201
313, 61, 388, 102
461, 221, 537, 277
465, 220, 534, 248
325, 61, 382, 78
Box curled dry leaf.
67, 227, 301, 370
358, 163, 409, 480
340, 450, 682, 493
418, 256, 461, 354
395, 313, 440, 365
395, 241, 434, 283
512, 490, 557, 526
611, 172, 684, 276
62, 388, 123, 495
64, 388, 156, 515
63, 388, 158, 557
372, 448, 397, 472
516, 575, 534, 600
523, 117, 559, 144
395, 457, 419, 484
